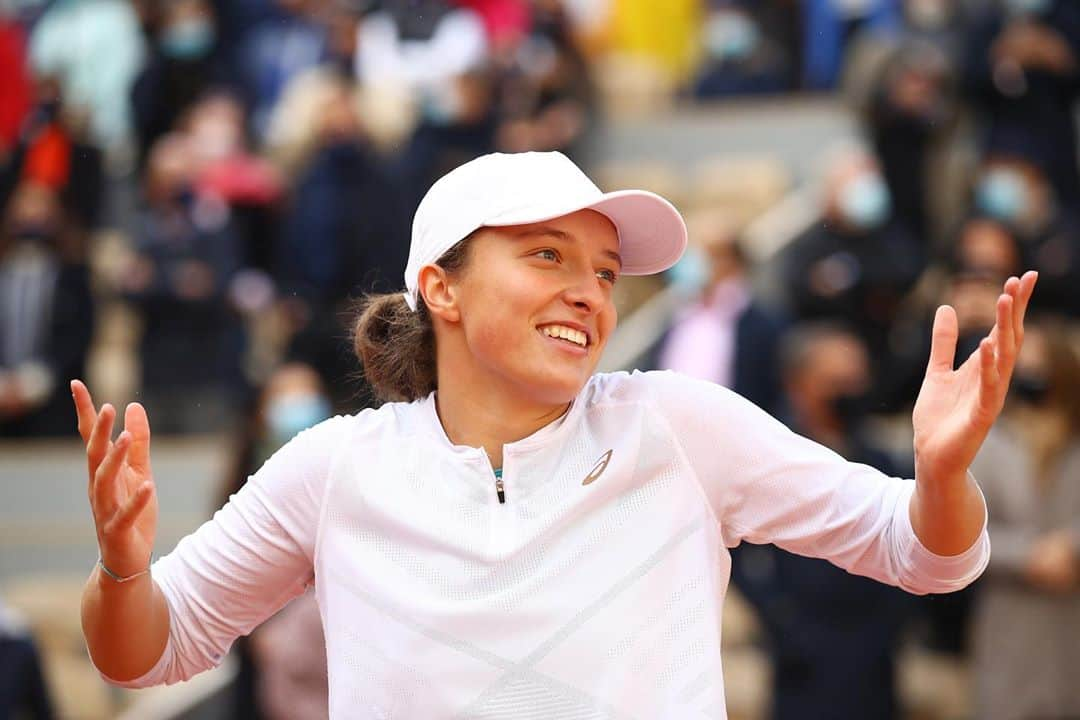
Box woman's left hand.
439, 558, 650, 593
912, 271, 1038, 484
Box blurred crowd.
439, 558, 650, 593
1, 0, 1079, 718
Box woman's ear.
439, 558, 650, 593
418, 264, 461, 323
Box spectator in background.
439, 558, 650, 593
645, 208, 786, 417
237, 0, 332, 141
490, 0, 596, 160
861, 37, 956, 243
0, 77, 106, 234
882, 215, 1025, 414
780, 145, 923, 380
131, 0, 233, 170
732, 323, 913, 720
219, 361, 332, 720
27, 0, 145, 160
972, 150, 1080, 316
969, 318, 1080, 720
692, 1, 792, 98
356, 0, 491, 207
184, 90, 284, 277
121, 133, 243, 433
0, 182, 93, 437
963, 0, 1080, 207
0, 599, 54, 719
271, 70, 408, 411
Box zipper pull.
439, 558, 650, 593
494, 468, 506, 504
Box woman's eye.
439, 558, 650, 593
536, 249, 559, 261
597, 269, 618, 284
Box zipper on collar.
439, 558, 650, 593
494, 468, 506, 504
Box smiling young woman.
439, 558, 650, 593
74, 151, 1036, 719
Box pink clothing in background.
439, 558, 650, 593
658, 279, 751, 388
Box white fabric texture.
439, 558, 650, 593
95, 370, 989, 719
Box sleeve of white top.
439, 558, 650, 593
95, 415, 352, 687
641, 370, 989, 595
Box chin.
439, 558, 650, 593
524, 368, 593, 406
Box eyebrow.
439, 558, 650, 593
512, 226, 623, 270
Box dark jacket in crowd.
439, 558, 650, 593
730, 434, 914, 720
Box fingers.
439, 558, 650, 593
71, 379, 97, 444
124, 402, 152, 472
93, 430, 130, 517
103, 481, 155, 536
1012, 270, 1038, 346
994, 291, 1016, 377
927, 305, 959, 374
86, 402, 116, 482
978, 337, 999, 401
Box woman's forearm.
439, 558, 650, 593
81, 566, 171, 682
909, 468, 987, 556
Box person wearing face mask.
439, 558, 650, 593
131, 0, 234, 170
968, 319, 1080, 720
962, 0, 1080, 207
692, 2, 792, 98
730, 322, 914, 720
121, 133, 244, 434
218, 362, 332, 720
644, 208, 787, 418
781, 146, 924, 377
972, 151, 1080, 316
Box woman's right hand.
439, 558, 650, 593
72, 380, 158, 579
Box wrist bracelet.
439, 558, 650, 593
97, 556, 151, 583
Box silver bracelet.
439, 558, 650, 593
97, 556, 152, 583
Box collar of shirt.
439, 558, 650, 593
412, 388, 585, 498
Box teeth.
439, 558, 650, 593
541, 325, 587, 347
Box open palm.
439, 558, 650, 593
73, 380, 158, 578
912, 272, 1037, 482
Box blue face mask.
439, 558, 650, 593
1004, 0, 1052, 16
703, 12, 760, 62
976, 170, 1028, 222
160, 19, 215, 60
665, 245, 712, 296
838, 174, 891, 230
267, 395, 331, 442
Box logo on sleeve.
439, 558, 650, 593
581, 449, 613, 485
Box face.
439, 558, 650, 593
431, 209, 620, 408
791, 333, 871, 421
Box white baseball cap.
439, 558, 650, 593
403, 151, 688, 310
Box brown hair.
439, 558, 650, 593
352, 233, 476, 402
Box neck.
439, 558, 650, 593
433, 375, 570, 470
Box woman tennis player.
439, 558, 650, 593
74, 151, 1036, 719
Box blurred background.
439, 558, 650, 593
1, 0, 1079, 717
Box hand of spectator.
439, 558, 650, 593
0, 372, 30, 419
912, 272, 1037, 487
72, 380, 158, 580
992, 23, 1077, 74
1025, 529, 1078, 593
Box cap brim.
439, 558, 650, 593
485, 189, 687, 276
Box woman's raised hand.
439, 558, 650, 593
912, 271, 1038, 483
72, 380, 158, 579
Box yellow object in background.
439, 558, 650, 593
607, 0, 704, 82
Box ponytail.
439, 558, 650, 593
351, 232, 475, 403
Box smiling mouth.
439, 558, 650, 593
538, 324, 589, 348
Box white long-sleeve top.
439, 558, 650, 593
97, 371, 989, 719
